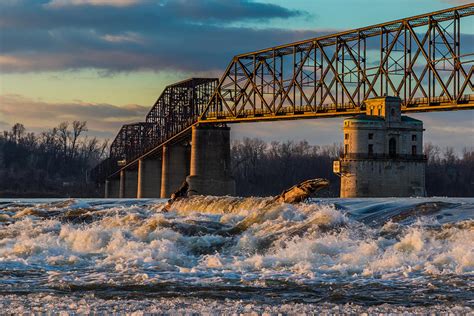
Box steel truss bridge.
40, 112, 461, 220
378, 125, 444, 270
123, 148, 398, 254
92, 4, 474, 182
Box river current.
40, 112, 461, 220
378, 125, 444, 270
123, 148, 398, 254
0, 197, 472, 313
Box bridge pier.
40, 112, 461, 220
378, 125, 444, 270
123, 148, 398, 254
137, 158, 162, 198
187, 125, 235, 196
160, 143, 190, 198
104, 180, 110, 198
119, 169, 138, 198
105, 178, 120, 198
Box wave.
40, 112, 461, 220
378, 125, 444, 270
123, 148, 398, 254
0, 197, 472, 305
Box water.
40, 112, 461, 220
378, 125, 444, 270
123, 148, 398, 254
0, 197, 472, 313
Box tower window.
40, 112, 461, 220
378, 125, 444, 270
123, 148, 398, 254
412, 134, 417, 141
368, 133, 373, 140
377, 108, 381, 116
368, 144, 374, 155
345, 133, 349, 140
345, 144, 349, 154
370, 108, 374, 116
389, 138, 397, 157
412, 145, 417, 156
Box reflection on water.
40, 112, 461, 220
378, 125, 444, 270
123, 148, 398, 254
0, 197, 472, 313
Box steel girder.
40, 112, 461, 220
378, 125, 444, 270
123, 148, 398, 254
109, 122, 154, 163
91, 78, 218, 181
199, 4, 474, 123
145, 78, 218, 147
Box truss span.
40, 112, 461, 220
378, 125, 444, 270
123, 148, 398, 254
91, 78, 218, 181
199, 4, 474, 123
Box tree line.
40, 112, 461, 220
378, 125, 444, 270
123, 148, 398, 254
0, 122, 108, 197
231, 138, 342, 197
231, 138, 473, 197
0, 123, 472, 197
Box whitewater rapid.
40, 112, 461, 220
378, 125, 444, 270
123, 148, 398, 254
0, 197, 472, 313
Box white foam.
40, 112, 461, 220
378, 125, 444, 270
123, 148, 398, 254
0, 197, 472, 299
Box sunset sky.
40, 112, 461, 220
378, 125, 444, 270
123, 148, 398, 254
0, 0, 472, 150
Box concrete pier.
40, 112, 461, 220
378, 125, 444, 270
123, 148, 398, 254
336, 96, 426, 197
104, 180, 110, 198
119, 169, 138, 198
137, 158, 162, 198
160, 143, 189, 198
105, 178, 120, 198
119, 170, 125, 198
187, 125, 235, 196
125, 170, 138, 198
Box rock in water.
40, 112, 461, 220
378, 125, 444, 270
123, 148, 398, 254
274, 178, 330, 203
163, 181, 189, 211
171, 181, 189, 201
165, 178, 329, 211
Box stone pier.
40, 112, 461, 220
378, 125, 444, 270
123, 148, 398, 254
137, 158, 162, 198
160, 143, 190, 198
187, 125, 235, 196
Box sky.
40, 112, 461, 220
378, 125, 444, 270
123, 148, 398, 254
0, 0, 473, 151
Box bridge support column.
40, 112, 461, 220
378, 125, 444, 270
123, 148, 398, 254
160, 143, 189, 198
104, 180, 110, 198
119, 170, 125, 198
119, 169, 138, 198
125, 169, 138, 198
105, 178, 120, 198
187, 125, 235, 196
137, 158, 162, 198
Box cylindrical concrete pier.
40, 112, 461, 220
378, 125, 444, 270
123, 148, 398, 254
124, 169, 138, 198
119, 170, 126, 198
106, 178, 120, 198
104, 180, 110, 198
119, 169, 138, 198
187, 125, 235, 196
160, 143, 189, 198
137, 158, 162, 198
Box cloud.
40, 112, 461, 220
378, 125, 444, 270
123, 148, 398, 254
0, 94, 150, 138
0, 0, 470, 75
0, 0, 315, 73
101, 33, 144, 44
0, 120, 10, 131
47, 0, 143, 7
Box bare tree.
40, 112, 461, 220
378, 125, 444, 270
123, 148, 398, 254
70, 121, 88, 159
11, 123, 25, 143
57, 122, 70, 158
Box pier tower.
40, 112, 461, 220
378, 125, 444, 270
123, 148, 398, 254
334, 96, 426, 197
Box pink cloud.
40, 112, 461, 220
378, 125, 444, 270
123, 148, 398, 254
0, 94, 149, 139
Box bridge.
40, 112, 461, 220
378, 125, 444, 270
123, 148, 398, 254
91, 4, 474, 198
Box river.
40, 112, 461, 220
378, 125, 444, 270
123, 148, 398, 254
0, 197, 472, 313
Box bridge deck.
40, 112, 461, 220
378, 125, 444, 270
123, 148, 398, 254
199, 95, 474, 124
